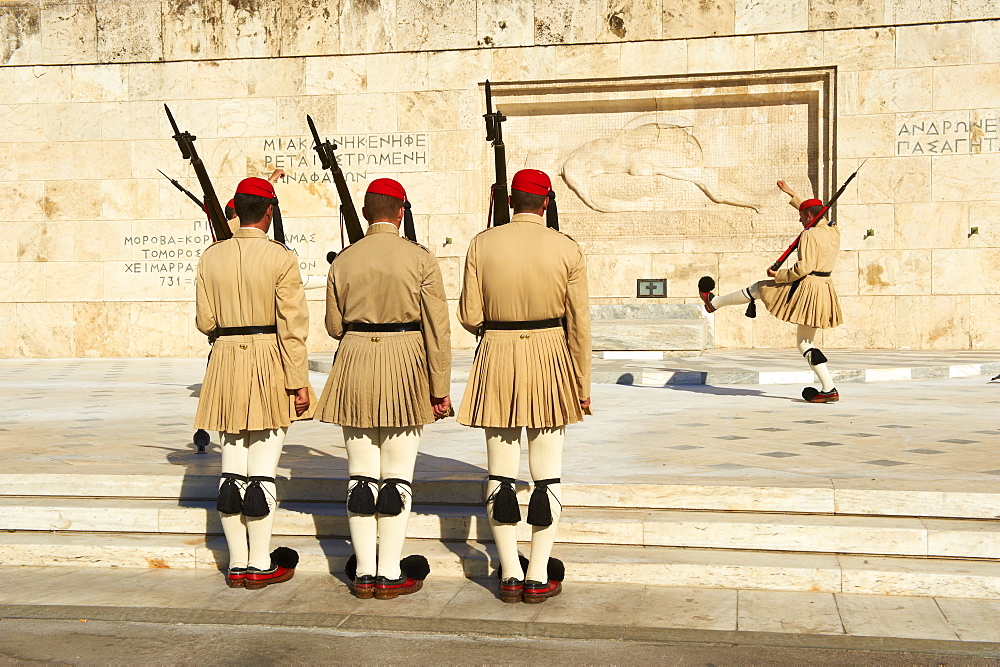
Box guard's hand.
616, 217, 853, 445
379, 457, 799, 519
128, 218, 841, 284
777, 180, 793, 195
293, 387, 310, 416
581, 397, 592, 415
766, 268, 777, 277
269, 168, 286, 183
431, 395, 452, 420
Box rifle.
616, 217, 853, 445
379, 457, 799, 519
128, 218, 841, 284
158, 169, 203, 210
307, 114, 365, 249
483, 80, 510, 228
771, 160, 866, 272
163, 105, 232, 242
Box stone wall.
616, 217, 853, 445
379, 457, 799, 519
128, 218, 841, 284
2, 1, 999, 357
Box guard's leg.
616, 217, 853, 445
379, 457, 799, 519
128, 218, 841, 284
523, 427, 565, 603
373, 426, 424, 599
375, 426, 421, 580
711, 281, 762, 310
485, 427, 524, 592
797, 324, 838, 401
245, 428, 285, 569
219, 431, 250, 587
344, 426, 381, 592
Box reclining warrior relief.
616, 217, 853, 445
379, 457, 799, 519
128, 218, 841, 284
560, 114, 762, 213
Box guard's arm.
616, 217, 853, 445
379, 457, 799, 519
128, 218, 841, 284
324, 262, 346, 340
420, 253, 452, 400
275, 252, 310, 390
457, 239, 484, 335
194, 260, 216, 336
564, 247, 592, 404
774, 230, 816, 284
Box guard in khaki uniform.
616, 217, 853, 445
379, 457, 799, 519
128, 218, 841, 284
458, 169, 591, 604
195, 177, 315, 589
698, 180, 843, 402
317, 178, 451, 600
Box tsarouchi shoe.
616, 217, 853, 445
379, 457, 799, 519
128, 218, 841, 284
226, 567, 247, 588
374, 574, 423, 600
802, 387, 839, 403
244, 547, 298, 590
698, 276, 717, 313
522, 579, 562, 604
500, 578, 524, 604
353, 574, 376, 599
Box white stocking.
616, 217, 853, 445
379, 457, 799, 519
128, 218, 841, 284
710, 281, 762, 309
797, 324, 835, 392
344, 427, 380, 578
219, 432, 249, 570
375, 426, 422, 580
246, 428, 286, 570
525, 427, 564, 583
485, 427, 523, 582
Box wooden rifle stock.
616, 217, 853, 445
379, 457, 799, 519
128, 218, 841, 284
483, 80, 510, 227
770, 161, 866, 272
164, 105, 231, 242
307, 114, 365, 246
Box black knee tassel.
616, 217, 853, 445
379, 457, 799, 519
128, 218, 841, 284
242, 476, 275, 518
217, 472, 246, 514
347, 475, 378, 515
376, 478, 411, 517
487, 475, 520, 523
527, 478, 561, 527
803, 347, 828, 365
745, 298, 757, 318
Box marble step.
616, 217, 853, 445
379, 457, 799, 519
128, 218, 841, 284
2, 498, 998, 558
591, 318, 709, 352
0, 531, 997, 599
2, 473, 998, 519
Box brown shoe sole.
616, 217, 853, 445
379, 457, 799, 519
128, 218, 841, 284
374, 579, 423, 600
245, 569, 294, 590
226, 578, 245, 589
809, 394, 840, 403
501, 591, 523, 603
354, 586, 375, 599
522, 582, 562, 604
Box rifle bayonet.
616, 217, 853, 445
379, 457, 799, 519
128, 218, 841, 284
164, 104, 231, 241
307, 114, 365, 249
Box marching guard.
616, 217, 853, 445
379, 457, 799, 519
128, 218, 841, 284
699, 180, 843, 402
316, 178, 452, 600
194, 177, 315, 589
458, 169, 592, 603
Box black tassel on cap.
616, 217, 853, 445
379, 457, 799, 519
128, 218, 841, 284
242, 476, 274, 518
376, 478, 411, 516
486, 475, 520, 523
403, 201, 417, 242
546, 189, 559, 230
345, 553, 358, 580
526, 478, 561, 527
270, 546, 299, 569
400, 554, 430, 581
217, 472, 246, 515
347, 475, 377, 515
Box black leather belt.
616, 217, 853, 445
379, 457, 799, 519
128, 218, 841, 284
213, 326, 277, 337
810, 271, 832, 277
483, 318, 564, 330
347, 322, 421, 332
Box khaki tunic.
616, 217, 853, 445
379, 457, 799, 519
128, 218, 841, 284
316, 223, 451, 428
758, 195, 843, 329
457, 213, 591, 428
194, 227, 316, 433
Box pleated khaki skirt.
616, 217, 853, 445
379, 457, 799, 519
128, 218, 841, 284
195, 334, 317, 434
458, 327, 583, 429
316, 331, 433, 429
758, 276, 843, 329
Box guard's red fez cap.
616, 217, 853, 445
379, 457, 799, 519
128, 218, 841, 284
225, 199, 235, 211
511, 169, 551, 196
367, 178, 407, 201
235, 177, 276, 199
799, 198, 823, 211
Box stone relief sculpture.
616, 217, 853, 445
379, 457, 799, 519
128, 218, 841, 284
560, 114, 762, 213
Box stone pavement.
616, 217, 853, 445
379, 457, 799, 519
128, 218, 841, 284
2, 568, 999, 650
3, 357, 999, 483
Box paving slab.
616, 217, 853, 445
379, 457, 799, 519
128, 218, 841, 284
2, 358, 998, 486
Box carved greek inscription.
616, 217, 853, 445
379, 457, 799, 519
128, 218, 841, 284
262, 133, 429, 183
896, 117, 1000, 155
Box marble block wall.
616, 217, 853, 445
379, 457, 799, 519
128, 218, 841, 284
1, 2, 999, 356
